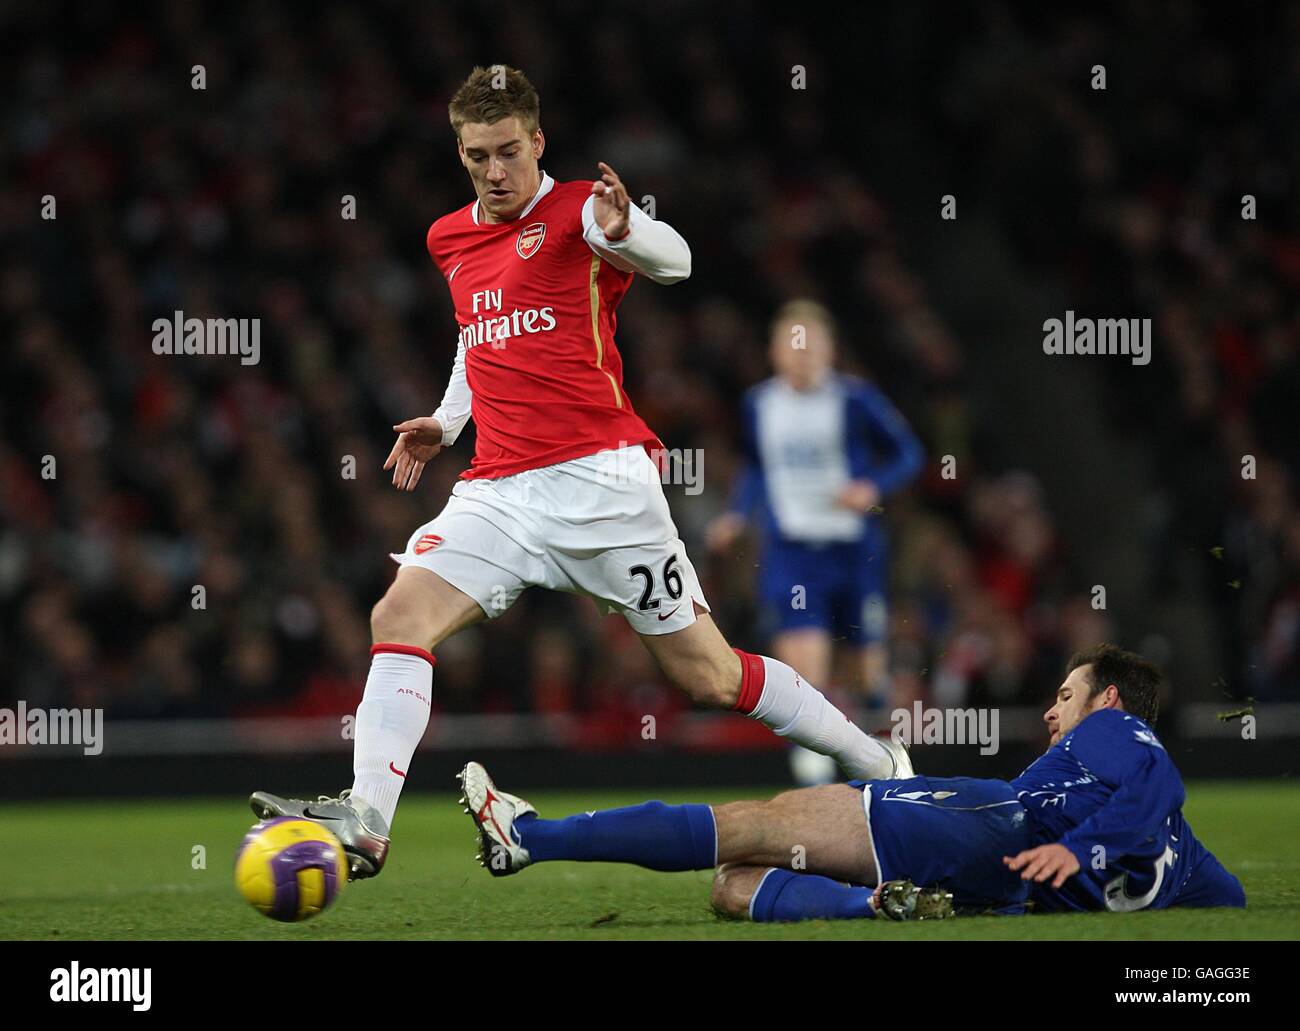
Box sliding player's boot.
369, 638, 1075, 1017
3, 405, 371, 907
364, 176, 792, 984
873, 729, 916, 779
457, 761, 536, 877
249, 789, 390, 881
873, 879, 954, 921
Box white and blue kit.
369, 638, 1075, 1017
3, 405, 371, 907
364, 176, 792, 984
728, 374, 924, 644
851, 709, 1245, 913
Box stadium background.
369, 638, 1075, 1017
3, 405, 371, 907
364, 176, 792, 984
2, 1, 1297, 798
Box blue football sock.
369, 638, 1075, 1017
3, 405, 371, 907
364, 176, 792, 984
749, 868, 877, 922
516, 801, 716, 871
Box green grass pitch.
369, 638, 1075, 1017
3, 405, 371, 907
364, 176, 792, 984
2, 781, 1296, 940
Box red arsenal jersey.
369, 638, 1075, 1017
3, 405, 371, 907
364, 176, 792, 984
426, 177, 660, 479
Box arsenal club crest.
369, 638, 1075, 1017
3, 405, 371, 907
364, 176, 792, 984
516, 222, 546, 259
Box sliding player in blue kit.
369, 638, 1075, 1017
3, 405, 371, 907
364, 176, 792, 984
458, 645, 1245, 921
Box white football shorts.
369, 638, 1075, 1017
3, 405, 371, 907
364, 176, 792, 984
391, 444, 710, 635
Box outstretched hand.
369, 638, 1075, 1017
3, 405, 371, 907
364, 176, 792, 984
591, 161, 631, 241
384, 417, 444, 492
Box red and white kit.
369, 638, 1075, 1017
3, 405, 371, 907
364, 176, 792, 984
393, 172, 708, 634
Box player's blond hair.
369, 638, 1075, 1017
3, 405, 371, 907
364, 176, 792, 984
448, 65, 540, 138
771, 298, 836, 338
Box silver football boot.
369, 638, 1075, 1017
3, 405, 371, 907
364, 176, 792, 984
248, 788, 390, 880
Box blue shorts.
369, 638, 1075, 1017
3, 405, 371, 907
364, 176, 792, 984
848, 775, 1035, 913
759, 531, 888, 645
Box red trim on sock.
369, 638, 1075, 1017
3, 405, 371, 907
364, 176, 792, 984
371, 643, 437, 668
731, 648, 766, 714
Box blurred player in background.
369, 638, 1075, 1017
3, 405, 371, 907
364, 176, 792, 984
709, 300, 924, 784
250, 66, 910, 879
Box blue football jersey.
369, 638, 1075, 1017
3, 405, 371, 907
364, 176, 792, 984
1010, 709, 1244, 912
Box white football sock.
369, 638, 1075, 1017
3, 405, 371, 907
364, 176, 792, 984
349, 648, 434, 828
747, 654, 893, 780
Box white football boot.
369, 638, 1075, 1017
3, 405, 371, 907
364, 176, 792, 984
456, 761, 536, 877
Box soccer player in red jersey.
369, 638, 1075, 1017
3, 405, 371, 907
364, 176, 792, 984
250, 66, 909, 879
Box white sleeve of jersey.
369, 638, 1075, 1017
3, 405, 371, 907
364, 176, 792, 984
581, 195, 691, 285
431, 335, 472, 446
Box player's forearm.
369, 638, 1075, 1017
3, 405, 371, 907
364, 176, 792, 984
870, 435, 925, 496
432, 340, 472, 445
582, 198, 691, 284
853, 394, 926, 496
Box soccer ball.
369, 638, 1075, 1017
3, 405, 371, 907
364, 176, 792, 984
235, 817, 349, 922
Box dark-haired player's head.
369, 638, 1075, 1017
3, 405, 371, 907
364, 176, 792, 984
1043, 644, 1162, 746
769, 299, 836, 390
449, 65, 543, 223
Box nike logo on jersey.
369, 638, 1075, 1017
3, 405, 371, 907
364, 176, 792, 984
657, 605, 681, 622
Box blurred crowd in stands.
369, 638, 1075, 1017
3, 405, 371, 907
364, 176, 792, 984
1, 3, 1293, 733
937, 2, 1300, 701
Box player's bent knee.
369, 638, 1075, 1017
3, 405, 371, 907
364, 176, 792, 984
370, 591, 433, 648
711, 863, 759, 918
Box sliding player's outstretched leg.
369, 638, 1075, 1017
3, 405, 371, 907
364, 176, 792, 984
457, 766, 959, 923
457, 761, 717, 875
458, 766, 868, 879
